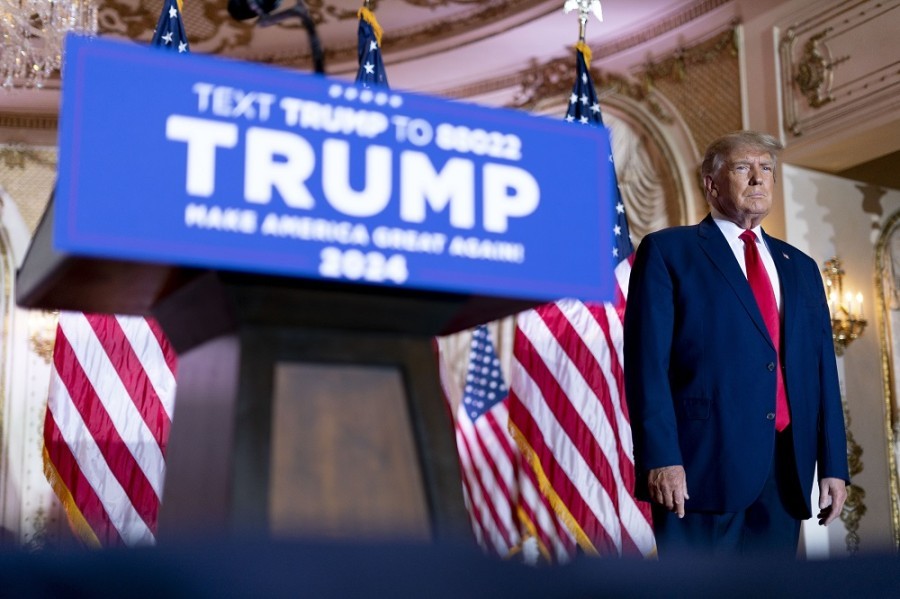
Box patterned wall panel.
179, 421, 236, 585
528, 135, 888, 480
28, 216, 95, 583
640, 26, 742, 161
0, 148, 57, 235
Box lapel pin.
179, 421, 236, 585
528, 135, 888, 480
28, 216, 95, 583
783, 253, 790, 260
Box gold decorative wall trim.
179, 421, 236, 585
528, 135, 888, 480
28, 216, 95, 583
0, 146, 57, 170
779, 0, 900, 137
0, 114, 58, 133
791, 28, 849, 110
874, 209, 900, 552
841, 398, 866, 553
0, 225, 14, 483
28, 311, 59, 366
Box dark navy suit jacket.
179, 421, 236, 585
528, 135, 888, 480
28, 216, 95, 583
624, 215, 849, 517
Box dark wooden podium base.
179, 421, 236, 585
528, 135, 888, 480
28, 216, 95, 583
151, 271, 474, 543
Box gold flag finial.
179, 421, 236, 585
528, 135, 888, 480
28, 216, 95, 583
563, 0, 603, 41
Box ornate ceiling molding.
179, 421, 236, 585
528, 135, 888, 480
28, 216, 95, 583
439, 4, 737, 104
591, 0, 731, 61
262, 0, 559, 70
510, 54, 675, 124
638, 22, 738, 88
97, 0, 558, 70
502, 23, 737, 124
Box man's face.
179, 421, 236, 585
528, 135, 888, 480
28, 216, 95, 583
704, 146, 775, 228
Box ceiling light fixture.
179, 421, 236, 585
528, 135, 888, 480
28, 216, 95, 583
0, 0, 98, 90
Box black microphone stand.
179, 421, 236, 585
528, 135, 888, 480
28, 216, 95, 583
258, 0, 325, 75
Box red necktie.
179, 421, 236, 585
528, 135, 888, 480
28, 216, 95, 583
739, 230, 790, 431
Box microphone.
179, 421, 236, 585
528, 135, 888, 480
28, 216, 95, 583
227, 0, 281, 21
226, 0, 325, 75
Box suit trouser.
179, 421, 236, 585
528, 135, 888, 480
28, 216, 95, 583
651, 429, 806, 559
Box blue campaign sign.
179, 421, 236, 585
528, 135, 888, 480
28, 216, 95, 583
55, 34, 616, 303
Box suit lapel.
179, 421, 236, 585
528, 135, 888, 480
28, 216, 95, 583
697, 215, 774, 347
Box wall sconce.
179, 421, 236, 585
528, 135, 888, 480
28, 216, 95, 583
822, 257, 866, 356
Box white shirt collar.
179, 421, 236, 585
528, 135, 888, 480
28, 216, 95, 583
712, 217, 764, 246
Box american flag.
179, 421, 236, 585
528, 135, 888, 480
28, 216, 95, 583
507, 42, 655, 559
439, 325, 576, 562
41, 0, 185, 547
43, 314, 178, 546
452, 325, 521, 557
151, 0, 190, 53
356, 5, 389, 88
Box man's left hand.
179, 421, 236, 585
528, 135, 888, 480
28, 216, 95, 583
817, 477, 848, 526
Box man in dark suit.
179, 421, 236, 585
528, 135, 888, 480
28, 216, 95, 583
623, 131, 849, 558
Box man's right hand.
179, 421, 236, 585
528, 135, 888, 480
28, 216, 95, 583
647, 465, 689, 518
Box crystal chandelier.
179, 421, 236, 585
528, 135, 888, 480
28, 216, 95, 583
0, 0, 98, 90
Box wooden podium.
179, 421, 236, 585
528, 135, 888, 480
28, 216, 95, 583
17, 200, 539, 543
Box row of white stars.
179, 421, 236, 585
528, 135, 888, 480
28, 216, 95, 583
160, 5, 188, 53
566, 94, 602, 124
567, 71, 631, 257
327, 83, 403, 108
362, 39, 380, 76
567, 72, 602, 123
613, 201, 631, 258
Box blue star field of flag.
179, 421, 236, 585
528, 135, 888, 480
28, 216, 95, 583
566, 47, 632, 262
356, 11, 389, 89
151, 0, 190, 53
463, 326, 508, 422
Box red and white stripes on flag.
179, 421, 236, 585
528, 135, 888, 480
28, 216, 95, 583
506, 38, 654, 561
43, 312, 177, 547
440, 325, 577, 562
509, 259, 655, 559
515, 456, 577, 562
454, 393, 520, 556
443, 325, 521, 557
